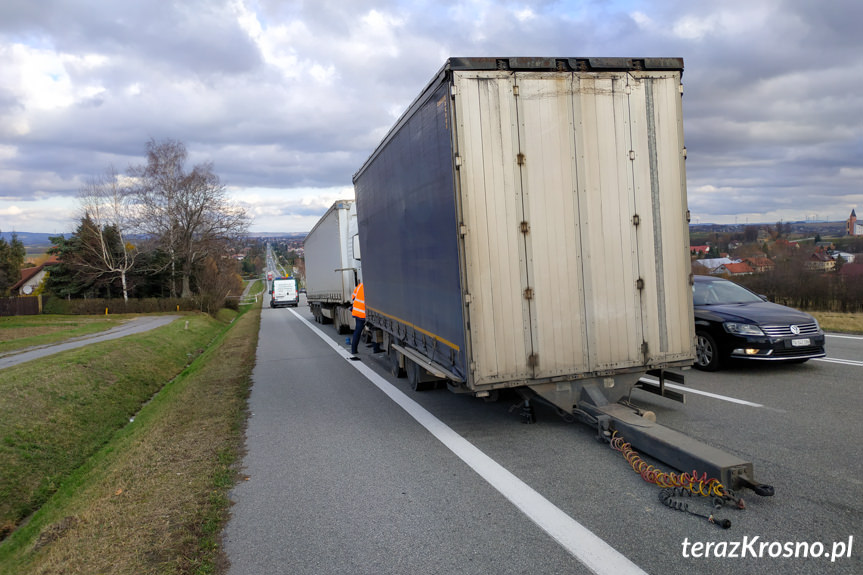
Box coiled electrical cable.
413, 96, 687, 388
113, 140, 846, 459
659, 488, 731, 529
610, 430, 728, 498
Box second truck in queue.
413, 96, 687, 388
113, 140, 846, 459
303, 200, 362, 333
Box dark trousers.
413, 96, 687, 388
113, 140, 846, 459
351, 317, 381, 355
351, 317, 365, 355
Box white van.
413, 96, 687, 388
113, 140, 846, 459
270, 277, 299, 308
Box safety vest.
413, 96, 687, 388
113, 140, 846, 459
351, 283, 366, 319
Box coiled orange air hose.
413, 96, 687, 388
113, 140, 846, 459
610, 430, 728, 498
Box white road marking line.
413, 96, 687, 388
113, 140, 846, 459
815, 357, 863, 367
639, 377, 765, 407
291, 309, 646, 575
825, 333, 863, 340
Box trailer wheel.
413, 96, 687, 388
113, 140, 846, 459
406, 359, 434, 392
695, 330, 721, 371
335, 314, 349, 334
388, 345, 406, 379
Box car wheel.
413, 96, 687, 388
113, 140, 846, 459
695, 330, 721, 371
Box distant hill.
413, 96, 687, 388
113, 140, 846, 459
0, 231, 63, 256
0, 231, 64, 244
3, 231, 308, 256
247, 232, 308, 239
690, 221, 847, 236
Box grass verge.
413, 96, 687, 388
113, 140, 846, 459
0, 306, 258, 574
808, 311, 863, 334
246, 280, 264, 297
0, 313, 224, 538
0, 314, 140, 355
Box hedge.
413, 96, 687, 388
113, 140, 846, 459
41, 297, 200, 315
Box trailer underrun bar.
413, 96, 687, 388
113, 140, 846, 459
522, 373, 775, 497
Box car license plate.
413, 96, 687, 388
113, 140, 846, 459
791, 338, 811, 347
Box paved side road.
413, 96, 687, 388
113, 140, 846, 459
0, 315, 180, 370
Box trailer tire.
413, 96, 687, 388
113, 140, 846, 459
338, 314, 352, 334
388, 345, 406, 379
695, 330, 721, 371
407, 359, 434, 392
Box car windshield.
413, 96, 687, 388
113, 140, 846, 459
693, 279, 765, 305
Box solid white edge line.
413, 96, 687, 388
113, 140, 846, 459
289, 309, 647, 575
825, 333, 863, 340
815, 357, 863, 367
639, 377, 765, 407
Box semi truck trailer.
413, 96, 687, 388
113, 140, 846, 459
304, 200, 361, 334
352, 57, 773, 496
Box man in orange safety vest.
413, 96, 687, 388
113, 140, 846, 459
350, 282, 380, 358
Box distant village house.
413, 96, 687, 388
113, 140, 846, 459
712, 262, 754, 276
743, 256, 775, 273
806, 249, 836, 272
9, 257, 58, 296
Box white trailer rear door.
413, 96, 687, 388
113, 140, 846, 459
454, 70, 693, 388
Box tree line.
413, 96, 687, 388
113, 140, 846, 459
41, 139, 251, 311
0, 233, 26, 294
715, 251, 863, 313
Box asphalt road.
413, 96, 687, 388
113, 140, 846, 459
223, 297, 861, 574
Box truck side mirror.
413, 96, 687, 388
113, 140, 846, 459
352, 234, 361, 260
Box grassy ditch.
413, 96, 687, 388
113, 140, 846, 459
809, 311, 863, 334
246, 279, 264, 297
0, 305, 258, 574
0, 307, 260, 575
0, 313, 225, 539
0, 314, 137, 355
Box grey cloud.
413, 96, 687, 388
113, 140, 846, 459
1, 1, 262, 76
0, 0, 860, 232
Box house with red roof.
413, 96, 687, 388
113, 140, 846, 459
9, 256, 59, 296
711, 261, 754, 276
806, 250, 835, 272
743, 256, 775, 273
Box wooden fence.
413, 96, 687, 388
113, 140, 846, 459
0, 295, 42, 316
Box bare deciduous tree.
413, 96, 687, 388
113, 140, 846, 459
76, 167, 138, 302
196, 252, 244, 314
129, 138, 250, 298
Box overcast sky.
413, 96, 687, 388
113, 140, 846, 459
1, 0, 860, 234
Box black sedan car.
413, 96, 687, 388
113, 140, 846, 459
693, 275, 826, 371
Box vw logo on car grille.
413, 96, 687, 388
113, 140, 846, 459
790, 325, 801, 335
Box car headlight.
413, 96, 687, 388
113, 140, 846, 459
723, 322, 765, 336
